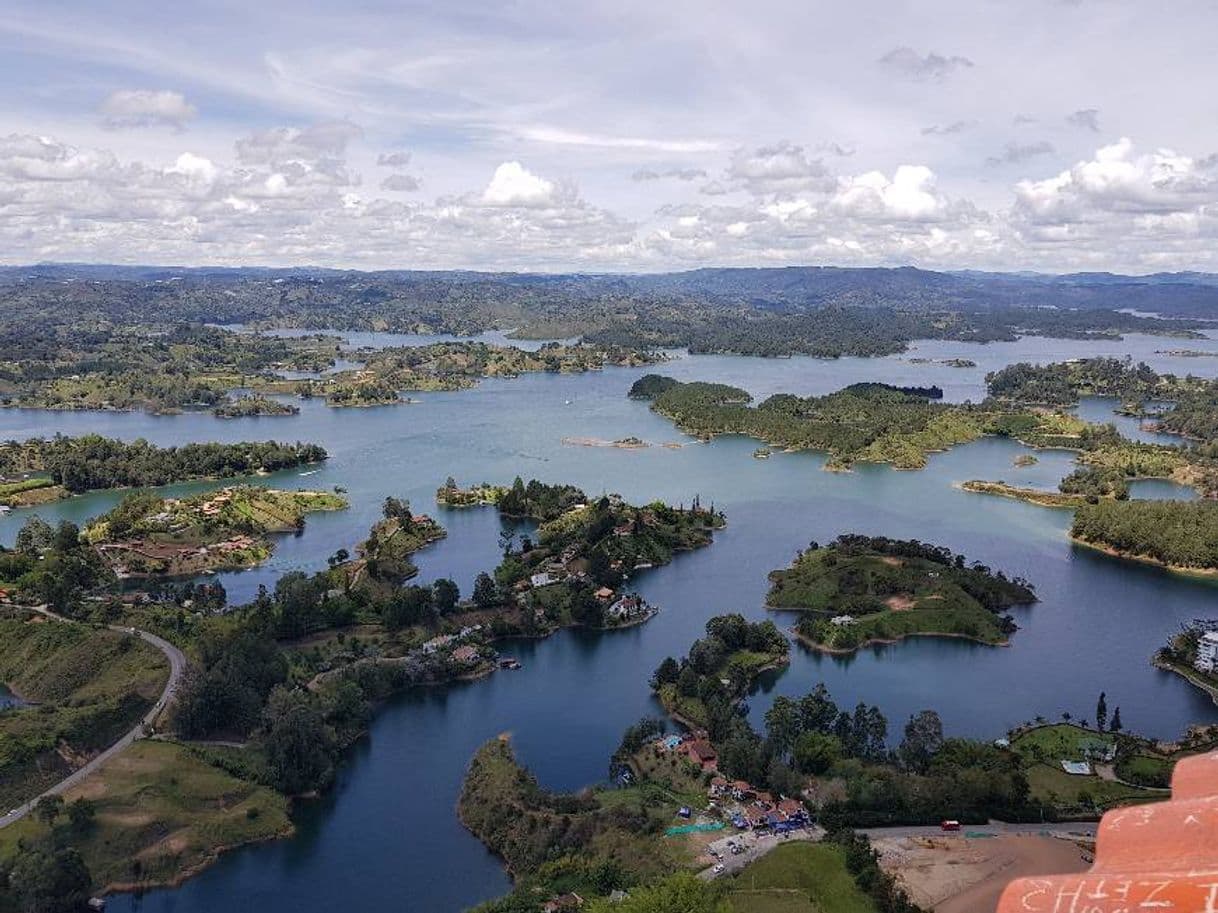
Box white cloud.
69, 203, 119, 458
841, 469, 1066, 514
100, 89, 197, 130
517, 126, 720, 153
480, 161, 557, 207
832, 165, 956, 221
723, 142, 831, 195
377, 151, 412, 168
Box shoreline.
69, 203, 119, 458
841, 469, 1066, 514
1069, 535, 1218, 578
1152, 655, 1218, 707
789, 625, 1009, 656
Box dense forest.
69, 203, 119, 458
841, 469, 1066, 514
638, 377, 1029, 469
0, 435, 326, 492
1071, 500, 1218, 570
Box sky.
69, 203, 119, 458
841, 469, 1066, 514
1, 0, 1217, 273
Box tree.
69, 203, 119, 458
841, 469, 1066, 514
473, 572, 498, 609
15, 515, 54, 555
649, 656, 680, 689
261, 687, 334, 795
898, 710, 944, 773
793, 730, 842, 775
432, 578, 459, 614
34, 794, 64, 827
382, 496, 412, 523
1096, 692, 1108, 733
67, 797, 96, 834
764, 696, 802, 757
7, 843, 92, 913
1110, 706, 1123, 733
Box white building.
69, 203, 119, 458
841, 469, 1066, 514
1196, 630, 1218, 674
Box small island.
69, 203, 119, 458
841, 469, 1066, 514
766, 535, 1037, 652
340, 496, 447, 594
1014, 453, 1039, 467
83, 486, 348, 577
650, 613, 790, 727
212, 395, 300, 418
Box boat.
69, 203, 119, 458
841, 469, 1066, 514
298, 469, 319, 476
753, 447, 772, 460
498, 657, 522, 670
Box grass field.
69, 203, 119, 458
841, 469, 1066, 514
0, 741, 292, 892
0, 616, 169, 808
729, 843, 877, 913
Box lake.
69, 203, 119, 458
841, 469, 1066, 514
3, 331, 1218, 913
0, 684, 24, 710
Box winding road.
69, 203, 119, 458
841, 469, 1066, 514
0, 604, 186, 830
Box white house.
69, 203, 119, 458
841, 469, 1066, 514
1196, 630, 1218, 674
829, 615, 856, 626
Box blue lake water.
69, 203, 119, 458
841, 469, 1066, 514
3, 331, 1218, 913
0, 684, 23, 709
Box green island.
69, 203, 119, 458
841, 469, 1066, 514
212, 395, 300, 418
628, 375, 1078, 471
82, 486, 347, 578
442, 478, 725, 635
987, 357, 1218, 443
1155, 621, 1218, 705
766, 536, 1036, 652
1070, 499, 1218, 574
340, 497, 448, 594
0, 435, 327, 507
650, 614, 790, 727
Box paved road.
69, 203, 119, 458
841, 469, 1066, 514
699, 821, 1097, 880
0, 604, 186, 829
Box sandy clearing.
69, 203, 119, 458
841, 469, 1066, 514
875, 834, 1091, 912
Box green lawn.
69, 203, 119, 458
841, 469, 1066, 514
1011, 724, 1115, 762
0, 741, 291, 893
729, 843, 877, 913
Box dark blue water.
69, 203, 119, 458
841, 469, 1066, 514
0, 684, 24, 709
3, 332, 1217, 913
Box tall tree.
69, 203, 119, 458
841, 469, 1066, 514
1096, 692, 1108, 733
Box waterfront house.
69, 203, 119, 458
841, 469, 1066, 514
829, 614, 856, 626
683, 740, 718, 772
530, 572, 555, 588
1196, 630, 1218, 674
594, 587, 615, 602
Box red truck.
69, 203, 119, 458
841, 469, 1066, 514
940, 820, 961, 832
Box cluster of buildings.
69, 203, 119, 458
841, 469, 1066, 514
653, 730, 811, 833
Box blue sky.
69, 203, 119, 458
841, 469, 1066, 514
1, 0, 1216, 272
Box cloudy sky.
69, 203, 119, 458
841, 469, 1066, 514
2, 0, 1217, 273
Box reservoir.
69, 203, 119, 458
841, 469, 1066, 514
3, 332, 1217, 913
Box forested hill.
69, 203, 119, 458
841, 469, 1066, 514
1, 266, 1214, 353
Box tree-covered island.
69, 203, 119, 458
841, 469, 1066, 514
628, 374, 1074, 471
0, 435, 327, 507
438, 477, 725, 634
1070, 499, 1218, 574
766, 536, 1036, 652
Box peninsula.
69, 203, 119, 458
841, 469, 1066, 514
83, 486, 347, 578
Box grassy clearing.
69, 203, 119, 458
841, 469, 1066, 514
0, 741, 291, 892
729, 843, 877, 913
1023, 763, 1153, 812
0, 615, 168, 808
